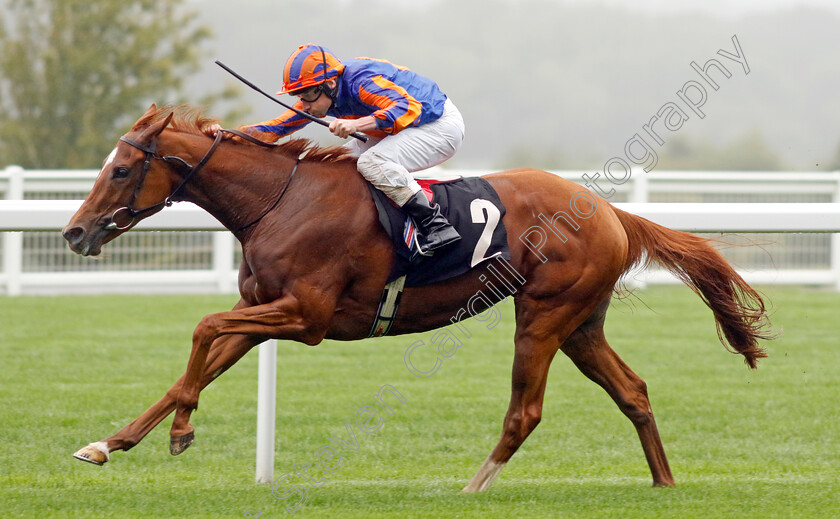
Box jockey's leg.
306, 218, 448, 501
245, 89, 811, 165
400, 189, 461, 254
356, 99, 466, 254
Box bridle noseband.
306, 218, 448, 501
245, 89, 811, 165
105, 128, 296, 233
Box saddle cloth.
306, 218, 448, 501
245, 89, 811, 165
368, 176, 511, 287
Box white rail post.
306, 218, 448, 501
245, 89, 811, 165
832, 173, 840, 291
212, 231, 235, 293
3, 166, 25, 296
630, 167, 649, 204
627, 168, 649, 289
255, 339, 277, 484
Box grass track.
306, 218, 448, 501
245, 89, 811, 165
0, 286, 838, 518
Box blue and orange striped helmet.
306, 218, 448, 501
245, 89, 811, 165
277, 44, 345, 95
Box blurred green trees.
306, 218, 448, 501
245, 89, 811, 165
0, 0, 240, 168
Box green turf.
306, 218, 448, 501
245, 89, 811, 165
0, 286, 838, 518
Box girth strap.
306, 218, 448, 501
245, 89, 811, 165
368, 275, 407, 337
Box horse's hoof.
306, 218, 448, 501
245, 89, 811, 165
170, 431, 194, 455
73, 442, 110, 466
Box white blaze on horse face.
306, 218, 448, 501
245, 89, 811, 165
100, 147, 118, 178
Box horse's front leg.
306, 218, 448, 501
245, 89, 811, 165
73, 332, 260, 465
169, 294, 331, 455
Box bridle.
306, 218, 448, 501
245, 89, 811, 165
105, 128, 298, 234
105, 131, 223, 230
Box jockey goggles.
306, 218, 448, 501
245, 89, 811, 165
295, 85, 326, 103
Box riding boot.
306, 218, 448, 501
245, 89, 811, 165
401, 190, 461, 255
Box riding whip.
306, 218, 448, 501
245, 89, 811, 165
215, 60, 367, 142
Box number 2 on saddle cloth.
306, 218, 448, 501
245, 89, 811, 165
368, 176, 511, 287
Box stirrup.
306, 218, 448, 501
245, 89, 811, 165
412, 223, 460, 257
411, 231, 435, 258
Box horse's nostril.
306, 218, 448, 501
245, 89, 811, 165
62, 226, 86, 246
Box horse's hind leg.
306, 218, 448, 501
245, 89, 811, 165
73, 331, 260, 465
560, 309, 675, 487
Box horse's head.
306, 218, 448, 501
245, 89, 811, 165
63, 104, 177, 256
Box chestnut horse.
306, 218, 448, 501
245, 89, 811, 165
63, 105, 772, 491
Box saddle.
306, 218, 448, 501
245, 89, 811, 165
368, 176, 511, 287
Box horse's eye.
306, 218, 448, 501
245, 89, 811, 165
113, 166, 131, 179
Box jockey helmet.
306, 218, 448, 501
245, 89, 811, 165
278, 44, 345, 95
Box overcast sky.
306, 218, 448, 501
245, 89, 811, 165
184, 0, 840, 169
512, 0, 840, 17
188, 0, 840, 13
568, 0, 840, 14
383, 0, 840, 17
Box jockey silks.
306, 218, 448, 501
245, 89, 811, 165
245, 58, 448, 141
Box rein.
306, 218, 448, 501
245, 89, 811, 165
106, 128, 298, 234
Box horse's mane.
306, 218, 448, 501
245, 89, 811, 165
135, 105, 356, 165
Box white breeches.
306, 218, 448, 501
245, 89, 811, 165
344, 98, 465, 207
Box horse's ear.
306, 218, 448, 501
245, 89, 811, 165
130, 104, 159, 131
157, 111, 175, 134
143, 110, 175, 139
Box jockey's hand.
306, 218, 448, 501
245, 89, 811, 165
329, 119, 357, 139
329, 116, 377, 139
203, 123, 231, 139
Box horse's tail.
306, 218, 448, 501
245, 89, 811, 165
612, 206, 773, 369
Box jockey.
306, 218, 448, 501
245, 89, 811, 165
206, 43, 465, 255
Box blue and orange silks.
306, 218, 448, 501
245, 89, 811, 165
243, 58, 448, 141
